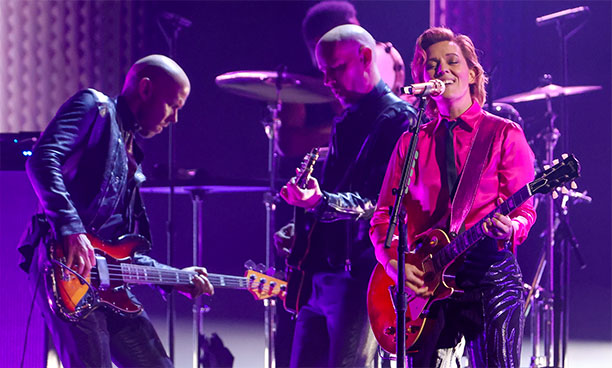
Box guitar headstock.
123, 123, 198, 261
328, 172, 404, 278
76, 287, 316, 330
295, 147, 320, 189
530, 154, 580, 196
244, 270, 287, 301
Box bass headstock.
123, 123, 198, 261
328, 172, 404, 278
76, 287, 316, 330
244, 270, 287, 301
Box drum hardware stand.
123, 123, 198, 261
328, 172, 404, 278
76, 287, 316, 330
189, 189, 208, 368
551, 15, 588, 368
158, 11, 192, 363
260, 64, 287, 368
527, 85, 559, 368
530, 7, 590, 364
527, 76, 588, 368
533, 11, 589, 366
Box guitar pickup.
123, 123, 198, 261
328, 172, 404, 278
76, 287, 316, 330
96, 255, 110, 289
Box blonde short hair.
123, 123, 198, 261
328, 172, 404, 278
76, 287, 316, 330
411, 27, 487, 117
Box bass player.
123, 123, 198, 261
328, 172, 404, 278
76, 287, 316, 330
18, 55, 214, 368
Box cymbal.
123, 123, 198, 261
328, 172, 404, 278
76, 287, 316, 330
215, 70, 334, 104
495, 84, 602, 103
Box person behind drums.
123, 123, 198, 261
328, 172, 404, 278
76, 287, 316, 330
369, 27, 537, 367
279, 24, 417, 367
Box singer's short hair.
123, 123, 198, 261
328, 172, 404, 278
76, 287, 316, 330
411, 27, 487, 117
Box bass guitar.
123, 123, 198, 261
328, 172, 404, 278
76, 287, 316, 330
367, 154, 580, 353
283, 147, 320, 314
46, 233, 287, 322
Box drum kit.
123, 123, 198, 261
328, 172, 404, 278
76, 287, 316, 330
214, 42, 601, 368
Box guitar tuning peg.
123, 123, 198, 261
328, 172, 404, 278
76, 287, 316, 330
244, 259, 256, 270
265, 267, 276, 276
562, 153, 569, 159
571, 181, 578, 190
561, 186, 569, 194
275, 270, 286, 279
543, 164, 551, 170
256, 263, 266, 273
552, 191, 559, 199
552, 159, 559, 165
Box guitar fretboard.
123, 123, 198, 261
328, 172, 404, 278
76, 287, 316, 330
432, 185, 532, 272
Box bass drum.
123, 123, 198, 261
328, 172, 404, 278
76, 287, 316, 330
483, 102, 524, 128
375, 41, 406, 97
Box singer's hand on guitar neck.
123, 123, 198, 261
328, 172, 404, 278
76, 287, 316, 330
481, 198, 514, 241
280, 175, 323, 209
384, 259, 433, 297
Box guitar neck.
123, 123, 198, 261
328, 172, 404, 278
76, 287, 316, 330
111, 264, 249, 290
433, 185, 532, 270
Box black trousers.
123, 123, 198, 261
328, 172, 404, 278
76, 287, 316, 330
409, 250, 526, 368
28, 244, 172, 368
289, 270, 377, 368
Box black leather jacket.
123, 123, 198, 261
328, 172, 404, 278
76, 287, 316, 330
20, 89, 158, 271
291, 81, 417, 274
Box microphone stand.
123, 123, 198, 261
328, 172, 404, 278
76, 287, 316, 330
383, 95, 429, 367
540, 15, 588, 368
157, 12, 191, 364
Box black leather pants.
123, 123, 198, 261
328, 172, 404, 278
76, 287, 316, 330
408, 250, 525, 368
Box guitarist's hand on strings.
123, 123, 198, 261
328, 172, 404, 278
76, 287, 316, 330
274, 223, 294, 257
384, 259, 433, 297
280, 175, 323, 209
482, 198, 514, 241
64, 233, 96, 278
176, 266, 214, 299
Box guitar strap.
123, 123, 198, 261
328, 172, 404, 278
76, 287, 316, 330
449, 113, 501, 235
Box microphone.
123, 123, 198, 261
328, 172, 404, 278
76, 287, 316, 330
161, 12, 193, 28
536, 6, 589, 27
400, 79, 446, 97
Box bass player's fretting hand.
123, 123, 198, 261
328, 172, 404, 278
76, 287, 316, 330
175, 266, 214, 299
384, 259, 433, 297
64, 233, 96, 278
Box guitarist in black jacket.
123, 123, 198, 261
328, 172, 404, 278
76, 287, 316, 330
277, 24, 416, 367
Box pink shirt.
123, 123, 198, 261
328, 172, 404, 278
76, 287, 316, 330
370, 102, 537, 267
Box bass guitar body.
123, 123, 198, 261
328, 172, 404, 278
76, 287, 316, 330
47, 234, 149, 321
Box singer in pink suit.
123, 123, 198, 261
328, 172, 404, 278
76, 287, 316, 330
370, 27, 537, 367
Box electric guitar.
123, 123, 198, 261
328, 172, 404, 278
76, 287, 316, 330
46, 234, 287, 322
367, 154, 580, 353
284, 147, 320, 314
